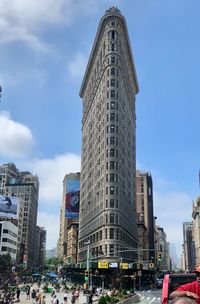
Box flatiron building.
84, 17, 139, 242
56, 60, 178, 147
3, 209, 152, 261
78, 7, 139, 263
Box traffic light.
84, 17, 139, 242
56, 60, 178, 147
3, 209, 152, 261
157, 252, 162, 261
84, 270, 89, 282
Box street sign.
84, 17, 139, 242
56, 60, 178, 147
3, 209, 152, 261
120, 263, 129, 269
109, 262, 118, 268
98, 261, 108, 269
148, 262, 154, 269
142, 262, 148, 270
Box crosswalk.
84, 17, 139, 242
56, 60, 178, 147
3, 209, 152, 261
138, 291, 161, 304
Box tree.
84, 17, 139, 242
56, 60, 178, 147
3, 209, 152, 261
0, 254, 16, 302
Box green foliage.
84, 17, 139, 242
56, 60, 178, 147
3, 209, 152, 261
105, 295, 111, 302
45, 257, 64, 266
121, 290, 127, 295
129, 288, 134, 294
0, 253, 11, 272
110, 296, 119, 303
98, 296, 107, 304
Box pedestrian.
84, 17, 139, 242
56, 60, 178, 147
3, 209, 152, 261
31, 289, 37, 303
89, 291, 93, 304
52, 294, 59, 304
170, 266, 200, 303
74, 288, 80, 301
16, 287, 20, 302
26, 285, 31, 299
41, 295, 46, 304
71, 291, 76, 304
63, 292, 68, 304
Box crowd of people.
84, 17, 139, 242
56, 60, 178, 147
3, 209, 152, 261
10, 283, 100, 304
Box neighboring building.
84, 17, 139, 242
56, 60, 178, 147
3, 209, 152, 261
35, 226, 47, 266
192, 197, 200, 266
58, 173, 80, 258
183, 221, 195, 272
0, 221, 18, 260
136, 171, 154, 262
78, 7, 139, 264
46, 248, 57, 259
67, 222, 79, 265
0, 163, 39, 267
156, 226, 170, 271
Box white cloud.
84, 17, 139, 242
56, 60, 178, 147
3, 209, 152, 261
37, 211, 60, 249
0, 0, 106, 52
19, 153, 81, 203
68, 52, 88, 80
0, 111, 34, 158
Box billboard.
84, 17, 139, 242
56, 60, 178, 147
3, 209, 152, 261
0, 195, 19, 219
65, 179, 80, 218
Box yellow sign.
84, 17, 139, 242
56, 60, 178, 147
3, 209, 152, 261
98, 261, 108, 269
121, 263, 129, 269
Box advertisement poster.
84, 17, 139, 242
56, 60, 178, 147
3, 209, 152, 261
65, 179, 80, 218
0, 195, 19, 219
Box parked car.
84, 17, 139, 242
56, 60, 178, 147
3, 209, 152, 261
155, 278, 163, 289
162, 273, 196, 304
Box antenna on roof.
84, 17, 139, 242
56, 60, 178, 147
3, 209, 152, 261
0, 85, 2, 102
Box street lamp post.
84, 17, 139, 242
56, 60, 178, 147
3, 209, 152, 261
85, 241, 92, 289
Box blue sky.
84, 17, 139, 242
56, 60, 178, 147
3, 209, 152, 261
0, 0, 200, 260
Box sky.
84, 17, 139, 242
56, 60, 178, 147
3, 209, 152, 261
0, 0, 200, 261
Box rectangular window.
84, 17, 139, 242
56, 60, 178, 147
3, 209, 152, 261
110, 186, 114, 195
111, 44, 115, 51
110, 113, 115, 121
111, 102, 115, 109
110, 161, 114, 169
110, 149, 115, 157
110, 214, 114, 223
110, 174, 114, 182
105, 229, 107, 239
110, 199, 114, 208
110, 228, 114, 239
111, 68, 115, 76
111, 79, 115, 87
110, 137, 115, 144
111, 57, 115, 64
110, 125, 115, 133
111, 90, 115, 98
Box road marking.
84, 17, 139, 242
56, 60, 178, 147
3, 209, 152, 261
149, 297, 156, 304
